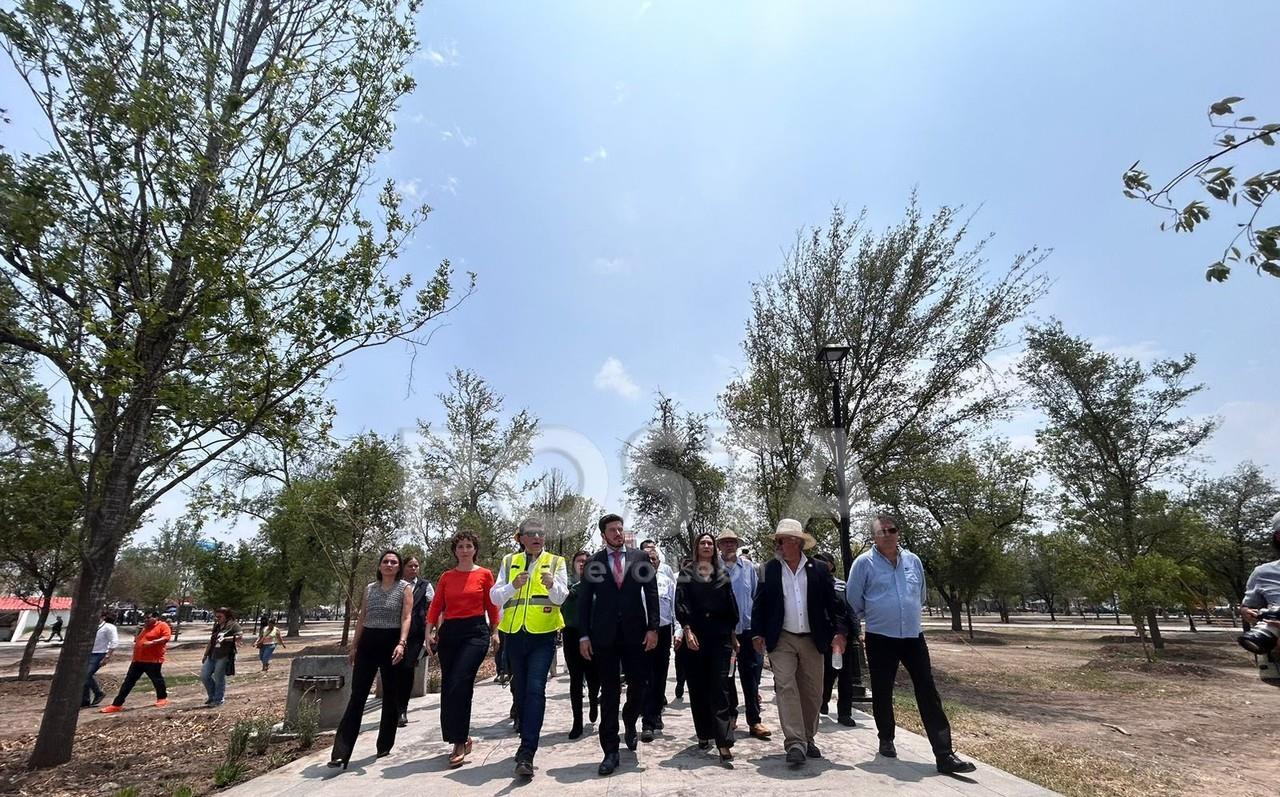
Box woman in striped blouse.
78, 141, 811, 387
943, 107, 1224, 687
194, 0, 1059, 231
328, 549, 413, 770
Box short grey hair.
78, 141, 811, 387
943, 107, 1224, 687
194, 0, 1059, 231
518, 517, 546, 535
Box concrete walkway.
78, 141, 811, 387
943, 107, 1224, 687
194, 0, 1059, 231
227, 651, 1058, 797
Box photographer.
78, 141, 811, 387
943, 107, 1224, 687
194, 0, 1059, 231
1239, 511, 1280, 638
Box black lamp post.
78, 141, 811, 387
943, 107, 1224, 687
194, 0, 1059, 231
817, 343, 853, 576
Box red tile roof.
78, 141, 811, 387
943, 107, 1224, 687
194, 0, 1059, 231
0, 596, 74, 611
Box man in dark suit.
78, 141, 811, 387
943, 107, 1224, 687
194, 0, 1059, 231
578, 513, 659, 776
397, 556, 434, 727
751, 518, 848, 766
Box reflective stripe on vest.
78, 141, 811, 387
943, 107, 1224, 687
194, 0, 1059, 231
497, 551, 564, 634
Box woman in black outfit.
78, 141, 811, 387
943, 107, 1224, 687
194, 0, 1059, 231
675, 532, 740, 765
561, 549, 599, 739
329, 549, 413, 769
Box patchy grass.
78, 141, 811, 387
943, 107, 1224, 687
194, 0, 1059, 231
891, 693, 1182, 797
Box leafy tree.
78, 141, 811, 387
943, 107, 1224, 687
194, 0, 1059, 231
524, 468, 600, 557
412, 369, 537, 567
721, 199, 1047, 572
625, 393, 727, 561
152, 517, 206, 639
258, 474, 342, 638
1123, 97, 1280, 281
1192, 462, 1280, 621
984, 540, 1029, 623
1020, 322, 1217, 650
199, 541, 267, 619
1026, 528, 1085, 622
107, 546, 177, 610
1, 0, 470, 766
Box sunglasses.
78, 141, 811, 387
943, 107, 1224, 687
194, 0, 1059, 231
522, 531, 545, 538
880, 527, 899, 534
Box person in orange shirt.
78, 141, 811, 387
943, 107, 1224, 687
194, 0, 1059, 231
101, 611, 171, 713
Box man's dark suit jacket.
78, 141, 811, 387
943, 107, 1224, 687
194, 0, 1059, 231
403, 578, 432, 664
578, 547, 660, 648
750, 556, 849, 654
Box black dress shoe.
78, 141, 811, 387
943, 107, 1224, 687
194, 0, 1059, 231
598, 753, 619, 776
624, 725, 638, 751
568, 722, 583, 740
589, 702, 598, 723
375, 749, 391, 758
838, 715, 857, 727
397, 714, 408, 728
879, 740, 897, 758
937, 752, 976, 774
820, 703, 830, 715
515, 759, 535, 777
786, 746, 806, 765
698, 739, 711, 750
806, 742, 822, 759
640, 727, 654, 743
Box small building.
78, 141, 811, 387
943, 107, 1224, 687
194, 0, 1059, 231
0, 596, 74, 642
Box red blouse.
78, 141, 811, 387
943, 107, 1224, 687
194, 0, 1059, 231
427, 567, 499, 626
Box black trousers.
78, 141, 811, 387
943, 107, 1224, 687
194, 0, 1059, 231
593, 637, 649, 754
674, 642, 689, 696
822, 649, 855, 717
687, 635, 734, 747
495, 629, 511, 677
436, 616, 490, 744
864, 632, 953, 755
728, 630, 763, 726
331, 627, 406, 761
642, 625, 672, 729
563, 625, 599, 726
112, 662, 166, 706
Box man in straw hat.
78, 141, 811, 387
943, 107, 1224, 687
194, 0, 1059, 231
750, 518, 848, 766
847, 513, 976, 774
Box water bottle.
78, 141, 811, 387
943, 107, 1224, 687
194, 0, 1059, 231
831, 651, 843, 670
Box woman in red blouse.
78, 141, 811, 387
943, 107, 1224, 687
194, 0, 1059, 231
426, 530, 500, 767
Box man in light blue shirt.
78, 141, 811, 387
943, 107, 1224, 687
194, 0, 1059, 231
718, 529, 771, 740
846, 514, 975, 775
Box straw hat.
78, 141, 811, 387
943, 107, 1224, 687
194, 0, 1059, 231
717, 528, 741, 543
773, 518, 817, 550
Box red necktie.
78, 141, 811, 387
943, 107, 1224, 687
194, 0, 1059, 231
612, 551, 624, 587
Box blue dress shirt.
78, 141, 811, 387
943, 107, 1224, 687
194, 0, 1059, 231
846, 546, 925, 639
725, 557, 757, 634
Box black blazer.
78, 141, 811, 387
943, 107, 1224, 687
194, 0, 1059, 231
578, 547, 660, 648
403, 578, 432, 664
750, 557, 849, 655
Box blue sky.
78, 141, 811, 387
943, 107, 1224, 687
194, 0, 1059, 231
4, 2, 1278, 540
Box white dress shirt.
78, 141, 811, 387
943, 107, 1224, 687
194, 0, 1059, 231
780, 554, 811, 634
92, 621, 119, 655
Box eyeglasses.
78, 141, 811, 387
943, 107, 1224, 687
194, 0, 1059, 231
880, 528, 898, 534
522, 531, 545, 538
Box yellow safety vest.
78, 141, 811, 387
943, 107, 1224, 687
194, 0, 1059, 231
497, 551, 565, 634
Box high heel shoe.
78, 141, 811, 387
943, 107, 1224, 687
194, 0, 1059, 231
327, 757, 349, 770
448, 738, 473, 768
718, 747, 734, 762
376, 749, 391, 758
697, 739, 710, 750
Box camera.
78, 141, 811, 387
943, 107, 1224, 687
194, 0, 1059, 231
1237, 606, 1280, 655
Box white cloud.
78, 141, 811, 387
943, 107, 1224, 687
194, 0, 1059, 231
594, 357, 640, 400
437, 176, 458, 196
635, 1, 653, 19
397, 178, 422, 198
583, 146, 608, 164
439, 124, 476, 147
591, 257, 629, 275
418, 40, 460, 67
408, 112, 429, 125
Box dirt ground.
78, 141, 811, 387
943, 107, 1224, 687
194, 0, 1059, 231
1, 624, 1276, 796
895, 627, 1280, 797
0, 629, 496, 797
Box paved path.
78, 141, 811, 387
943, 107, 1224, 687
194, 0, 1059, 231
228, 650, 1058, 797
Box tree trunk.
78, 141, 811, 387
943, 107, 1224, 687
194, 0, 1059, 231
287, 581, 304, 638
1112, 594, 1121, 625
29, 536, 119, 767
948, 595, 963, 633
1047, 596, 1057, 621
966, 602, 975, 641
18, 592, 54, 681
1146, 608, 1165, 650
1132, 616, 1152, 662
341, 569, 356, 647
1185, 604, 1196, 633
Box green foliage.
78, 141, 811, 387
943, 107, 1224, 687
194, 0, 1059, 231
169, 786, 194, 797
212, 759, 249, 788
199, 542, 267, 615
110, 787, 140, 797
1191, 462, 1280, 605
290, 695, 320, 749
1123, 96, 1280, 281
522, 469, 600, 557
626, 393, 727, 561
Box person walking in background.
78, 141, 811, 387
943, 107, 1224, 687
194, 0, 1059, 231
490, 518, 568, 778
717, 529, 770, 741
426, 531, 500, 768
255, 618, 285, 672
396, 555, 434, 727
676, 532, 739, 765
562, 549, 600, 739
101, 611, 171, 713
328, 550, 413, 770
812, 552, 859, 727
847, 514, 975, 775
201, 607, 243, 708
640, 541, 677, 741
751, 519, 848, 766
82, 611, 118, 708
672, 557, 691, 702
45, 615, 64, 641
578, 513, 659, 777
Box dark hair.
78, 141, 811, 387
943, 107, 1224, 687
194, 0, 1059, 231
145, 610, 161, 619
639, 539, 656, 549
404, 555, 420, 567
451, 531, 482, 563
598, 513, 624, 533
374, 549, 403, 581
216, 606, 235, 621
571, 549, 591, 563
686, 532, 724, 581
100, 610, 116, 623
